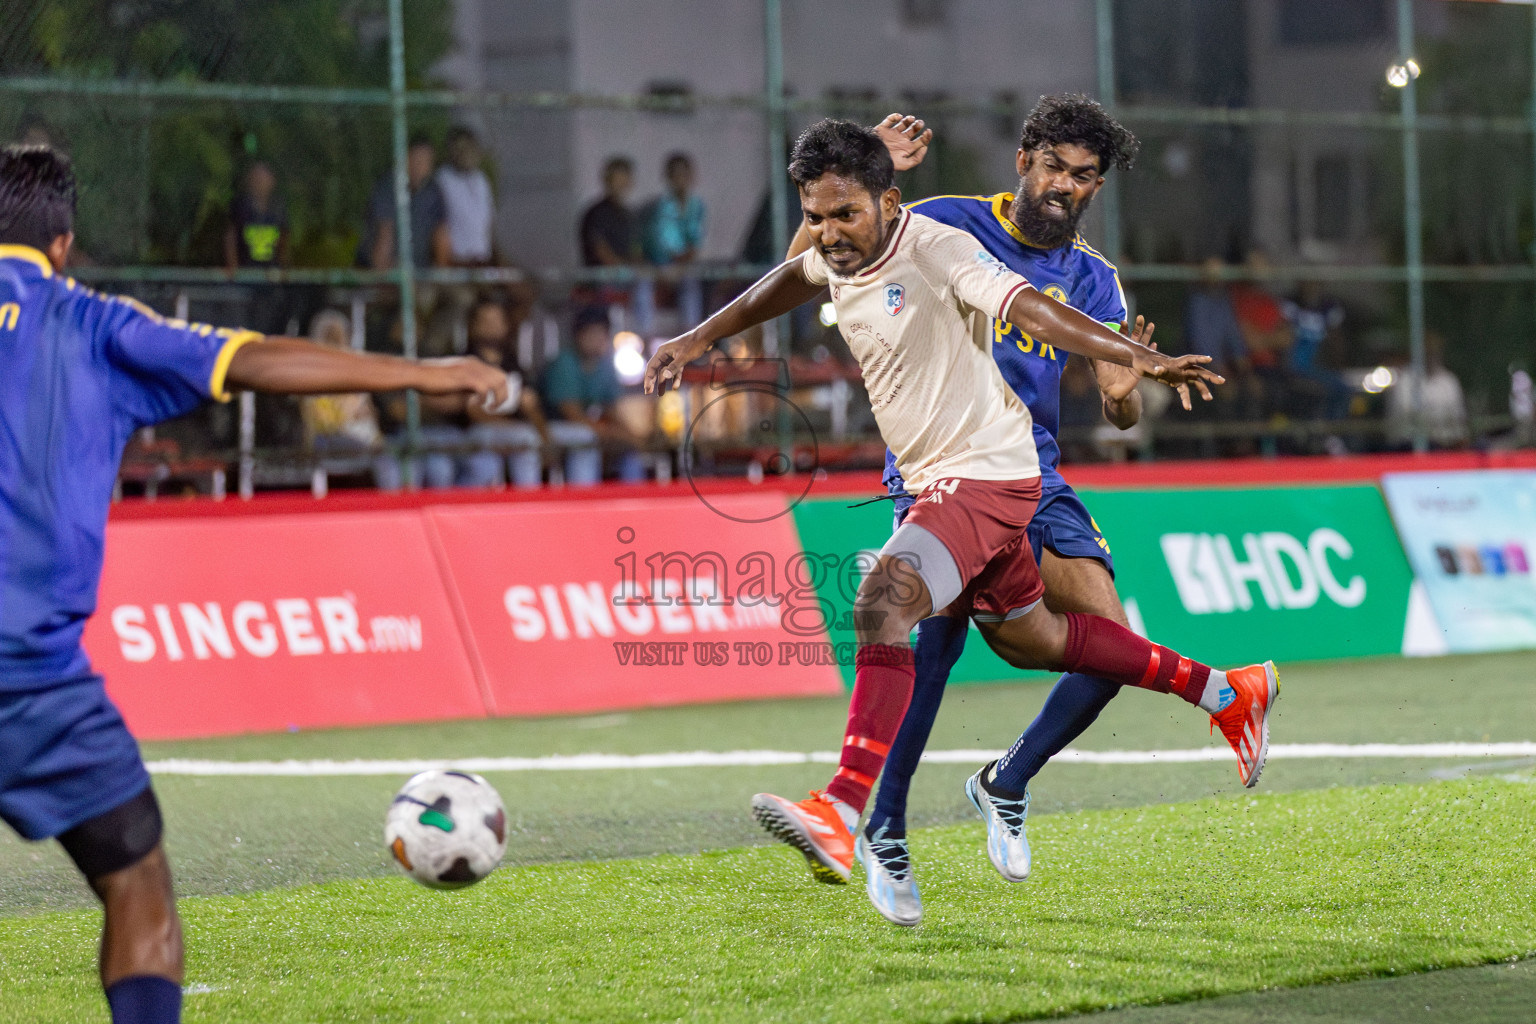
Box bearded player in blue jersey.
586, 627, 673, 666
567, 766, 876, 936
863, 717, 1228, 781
0, 146, 509, 1024
789, 97, 1261, 926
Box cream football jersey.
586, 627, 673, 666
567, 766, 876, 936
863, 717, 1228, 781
800, 208, 1041, 492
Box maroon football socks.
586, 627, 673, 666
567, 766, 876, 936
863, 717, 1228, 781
825, 643, 916, 812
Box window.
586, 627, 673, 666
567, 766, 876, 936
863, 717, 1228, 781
901, 0, 948, 29
1313, 154, 1352, 242
1279, 0, 1388, 46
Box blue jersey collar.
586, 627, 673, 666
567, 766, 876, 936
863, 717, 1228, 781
0, 245, 54, 278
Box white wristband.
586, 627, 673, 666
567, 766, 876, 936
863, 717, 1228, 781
482, 371, 523, 415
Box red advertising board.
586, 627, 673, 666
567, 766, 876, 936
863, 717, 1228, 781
84, 512, 486, 739
427, 494, 843, 716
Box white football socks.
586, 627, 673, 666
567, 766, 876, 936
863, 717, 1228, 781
827, 794, 860, 832
1196, 670, 1235, 715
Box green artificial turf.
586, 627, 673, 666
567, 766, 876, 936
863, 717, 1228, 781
1090, 956, 1536, 1023
4, 651, 1535, 917
4, 778, 1534, 1023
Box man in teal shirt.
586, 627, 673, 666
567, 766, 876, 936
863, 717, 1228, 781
542, 306, 645, 483
636, 153, 706, 333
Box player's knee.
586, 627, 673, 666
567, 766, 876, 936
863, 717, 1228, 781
58, 786, 166, 887
853, 564, 928, 644
851, 596, 916, 645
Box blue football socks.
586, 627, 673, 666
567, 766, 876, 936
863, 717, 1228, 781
105, 975, 181, 1024
865, 615, 968, 838
992, 672, 1121, 794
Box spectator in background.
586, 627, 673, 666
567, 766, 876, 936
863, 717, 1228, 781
225, 161, 288, 273
432, 126, 503, 359
1282, 281, 1342, 375
436, 126, 495, 267
224, 161, 293, 337
581, 156, 639, 268
637, 152, 705, 334
1229, 250, 1291, 417
462, 298, 548, 488
1281, 281, 1350, 420
360, 136, 452, 356
542, 305, 646, 484
1055, 354, 1106, 464
1386, 330, 1468, 449
1185, 258, 1251, 418
300, 310, 383, 455
361, 135, 449, 273
1512, 368, 1535, 447
578, 156, 643, 329
374, 299, 546, 491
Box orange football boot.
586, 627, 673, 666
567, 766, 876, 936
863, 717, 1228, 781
1210, 661, 1280, 788
751, 790, 854, 884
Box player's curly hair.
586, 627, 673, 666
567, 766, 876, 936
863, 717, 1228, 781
788, 119, 894, 200
1018, 94, 1139, 174
0, 144, 76, 249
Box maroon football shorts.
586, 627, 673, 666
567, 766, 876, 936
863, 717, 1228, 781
899, 475, 1046, 621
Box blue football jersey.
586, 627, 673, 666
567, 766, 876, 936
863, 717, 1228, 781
883, 193, 1127, 498
0, 246, 260, 689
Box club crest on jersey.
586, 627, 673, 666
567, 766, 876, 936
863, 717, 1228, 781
883, 284, 905, 315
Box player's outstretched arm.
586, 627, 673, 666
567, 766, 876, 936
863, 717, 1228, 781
225, 339, 508, 410
1005, 290, 1222, 399
644, 259, 823, 393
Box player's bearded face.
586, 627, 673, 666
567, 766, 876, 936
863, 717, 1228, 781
1013, 144, 1103, 249
800, 175, 900, 275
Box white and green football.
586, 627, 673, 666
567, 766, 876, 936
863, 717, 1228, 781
385, 770, 507, 889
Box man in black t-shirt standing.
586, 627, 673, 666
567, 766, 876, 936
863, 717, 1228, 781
580, 156, 637, 268
224, 161, 288, 272
223, 161, 292, 336
578, 156, 643, 327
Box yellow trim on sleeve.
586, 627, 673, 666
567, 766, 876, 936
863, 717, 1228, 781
1072, 235, 1119, 271
118, 295, 165, 323
0, 245, 54, 277
905, 193, 990, 211
209, 330, 263, 402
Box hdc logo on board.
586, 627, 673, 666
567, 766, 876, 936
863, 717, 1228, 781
1159, 529, 1367, 615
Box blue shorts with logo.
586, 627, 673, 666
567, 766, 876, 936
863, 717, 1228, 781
0, 675, 152, 841
894, 472, 1114, 579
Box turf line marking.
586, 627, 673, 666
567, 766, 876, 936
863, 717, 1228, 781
144, 742, 1536, 776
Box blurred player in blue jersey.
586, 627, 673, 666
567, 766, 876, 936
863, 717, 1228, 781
0, 145, 508, 1024
792, 98, 1265, 925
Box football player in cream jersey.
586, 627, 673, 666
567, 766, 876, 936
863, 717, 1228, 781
645, 120, 1277, 918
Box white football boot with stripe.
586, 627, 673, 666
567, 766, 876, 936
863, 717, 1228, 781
964, 761, 1031, 883
855, 824, 922, 926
